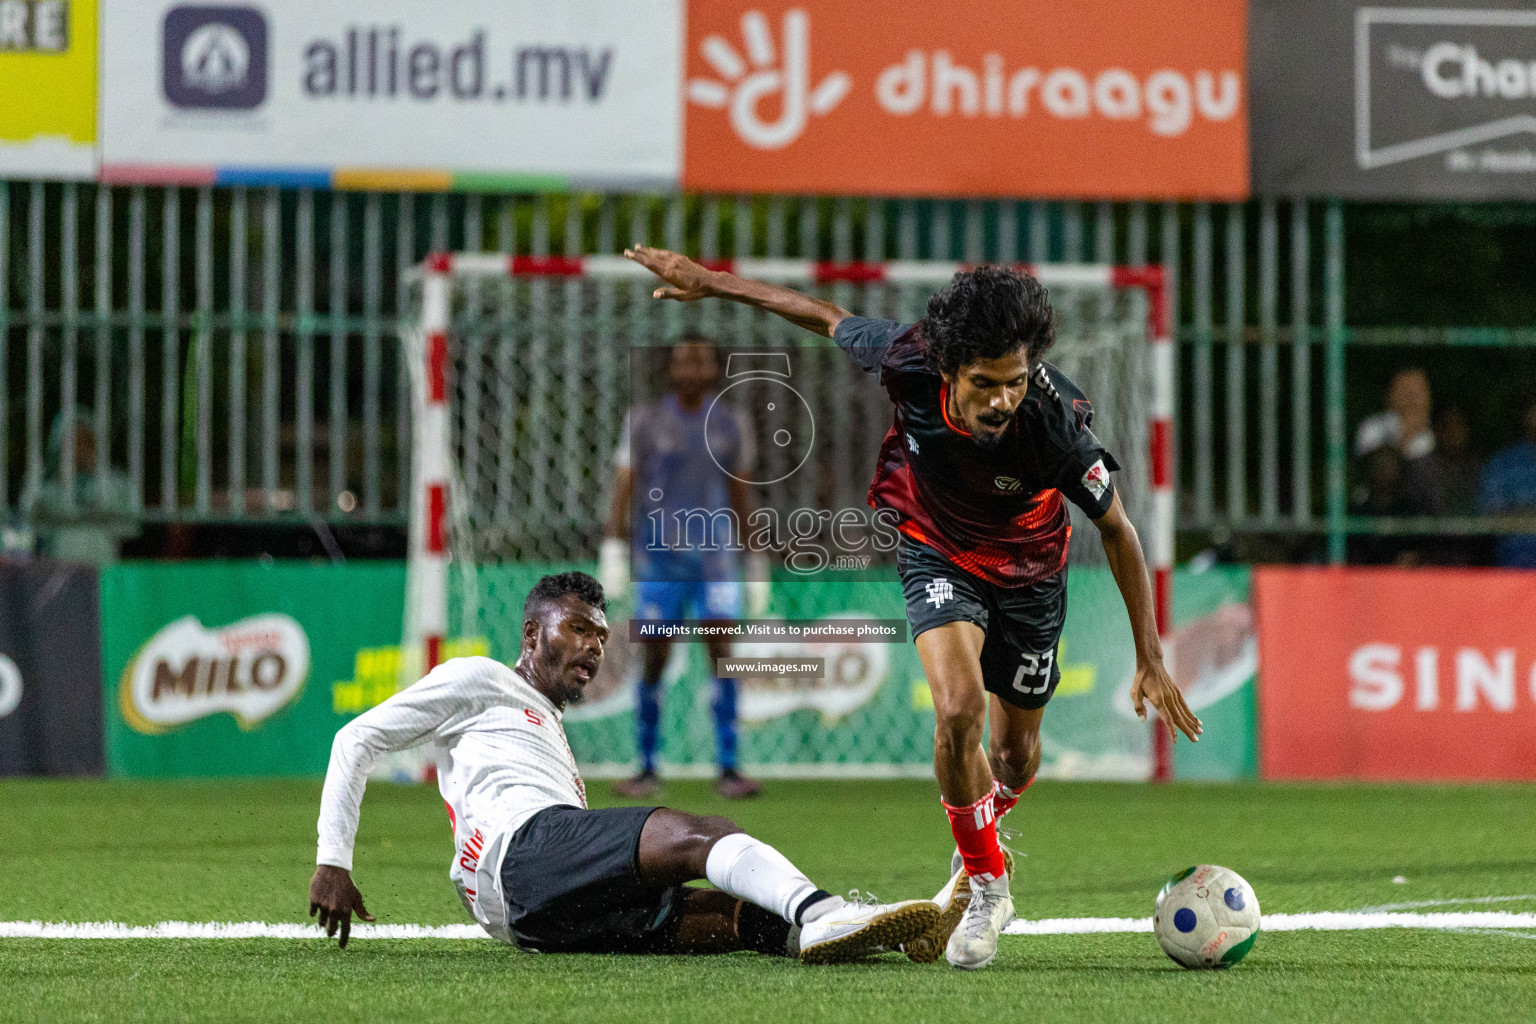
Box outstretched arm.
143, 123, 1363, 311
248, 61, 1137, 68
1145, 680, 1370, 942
1092, 491, 1202, 744
624, 245, 850, 338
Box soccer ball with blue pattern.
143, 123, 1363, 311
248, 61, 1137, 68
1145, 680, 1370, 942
1153, 864, 1260, 969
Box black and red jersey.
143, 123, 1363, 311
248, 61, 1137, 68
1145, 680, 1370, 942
833, 316, 1120, 587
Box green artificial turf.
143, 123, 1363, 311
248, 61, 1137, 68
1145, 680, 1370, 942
2, 778, 1534, 1023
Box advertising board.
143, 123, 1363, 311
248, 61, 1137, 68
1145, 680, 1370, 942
1256, 566, 1536, 780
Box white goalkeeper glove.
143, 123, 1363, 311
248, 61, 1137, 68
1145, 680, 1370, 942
599, 538, 630, 600
745, 552, 772, 618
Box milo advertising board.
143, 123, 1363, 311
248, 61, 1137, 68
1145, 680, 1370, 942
101, 561, 1254, 780
474, 564, 1257, 781
102, 562, 407, 777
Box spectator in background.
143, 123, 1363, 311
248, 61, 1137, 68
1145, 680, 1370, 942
1477, 395, 1536, 568
1421, 406, 1482, 516
1356, 367, 1435, 463
1354, 368, 1436, 511
1350, 445, 1416, 565
1405, 406, 1486, 566
21, 407, 136, 565
1351, 369, 1438, 565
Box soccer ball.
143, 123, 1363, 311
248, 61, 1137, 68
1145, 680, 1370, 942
1153, 864, 1260, 969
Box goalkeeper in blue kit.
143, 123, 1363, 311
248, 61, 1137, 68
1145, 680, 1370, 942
602, 337, 767, 800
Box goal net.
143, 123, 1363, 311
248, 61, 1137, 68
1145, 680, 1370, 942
399, 255, 1171, 780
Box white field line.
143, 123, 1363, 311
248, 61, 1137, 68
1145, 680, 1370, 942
1452, 927, 1536, 940
1005, 911, 1536, 935
0, 922, 488, 939
1351, 894, 1535, 913
3, 911, 1536, 940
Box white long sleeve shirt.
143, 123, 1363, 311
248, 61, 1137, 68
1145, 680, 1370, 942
316, 656, 588, 943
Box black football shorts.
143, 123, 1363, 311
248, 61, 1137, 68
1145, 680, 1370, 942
897, 536, 1068, 711
500, 804, 684, 953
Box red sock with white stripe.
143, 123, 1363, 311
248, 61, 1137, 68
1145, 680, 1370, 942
943, 791, 1007, 883
991, 776, 1033, 820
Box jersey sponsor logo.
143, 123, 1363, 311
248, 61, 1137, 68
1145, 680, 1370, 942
1081, 458, 1110, 501
458, 827, 487, 874
925, 577, 954, 608
994, 475, 1022, 492
119, 614, 310, 734
907, 432, 919, 454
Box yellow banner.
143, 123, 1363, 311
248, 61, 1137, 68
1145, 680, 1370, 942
0, 0, 97, 178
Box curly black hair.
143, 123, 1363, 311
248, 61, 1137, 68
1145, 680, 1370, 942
523, 571, 607, 622
924, 265, 1056, 378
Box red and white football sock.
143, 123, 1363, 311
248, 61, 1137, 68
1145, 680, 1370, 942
991, 776, 1033, 820
943, 791, 1007, 883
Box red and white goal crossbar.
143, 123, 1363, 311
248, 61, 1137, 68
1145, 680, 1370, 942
413, 253, 1175, 780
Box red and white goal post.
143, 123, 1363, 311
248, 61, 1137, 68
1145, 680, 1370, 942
406, 253, 1175, 781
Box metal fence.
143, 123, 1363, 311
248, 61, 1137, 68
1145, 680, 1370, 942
13, 179, 1515, 560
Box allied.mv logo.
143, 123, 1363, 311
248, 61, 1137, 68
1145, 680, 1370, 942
687, 9, 850, 150
925, 577, 953, 609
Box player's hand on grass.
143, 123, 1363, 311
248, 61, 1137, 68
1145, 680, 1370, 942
1130, 659, 1202, 744
624, 244, 717, 302
309, 865, 375, 949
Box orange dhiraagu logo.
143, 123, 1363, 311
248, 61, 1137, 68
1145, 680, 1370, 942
120, 614, 311, 734
683, 0, 1249, 199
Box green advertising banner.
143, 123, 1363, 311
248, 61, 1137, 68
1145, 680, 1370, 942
102, 562, 409, 778
1170, 566, 1257, 781
101, 561, 1254, 781
558, 566, 1255, 781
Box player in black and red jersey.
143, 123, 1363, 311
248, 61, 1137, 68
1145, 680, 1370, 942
624, 245, 1201, 971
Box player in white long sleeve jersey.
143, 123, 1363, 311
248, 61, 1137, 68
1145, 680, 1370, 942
310, 572, 938, 961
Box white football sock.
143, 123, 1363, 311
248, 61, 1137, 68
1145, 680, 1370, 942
705, 832, 826, 924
